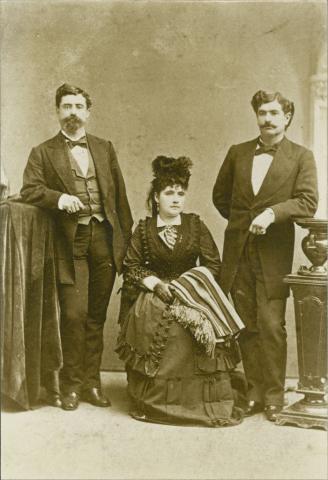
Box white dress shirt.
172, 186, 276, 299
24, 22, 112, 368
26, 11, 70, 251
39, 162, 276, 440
251, 141, 278, 222
58, 130, 89, 210
251, 149, 273, 196
61, 130, 89, 177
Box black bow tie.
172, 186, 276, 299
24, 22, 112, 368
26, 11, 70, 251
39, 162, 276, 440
65, 137, 87, 149
254, 141, 279, 156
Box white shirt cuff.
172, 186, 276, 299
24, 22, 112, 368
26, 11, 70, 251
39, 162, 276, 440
265, 208, 275, 222
142, 276, 161, 291
58, 193, 70, 210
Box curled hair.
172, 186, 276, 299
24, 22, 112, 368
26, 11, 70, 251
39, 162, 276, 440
251, 90, 294, 128
55, 83, 92, 109
147, 156, 193, 216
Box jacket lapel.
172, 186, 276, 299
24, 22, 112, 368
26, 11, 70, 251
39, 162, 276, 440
46, 133, 76, 194
254, 137, 295, 203
238, 138, 257, 202
87, 134, 112, 200
47, 132, 113, 199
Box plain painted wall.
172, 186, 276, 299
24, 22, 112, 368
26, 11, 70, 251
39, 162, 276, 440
1, 0, 326, 376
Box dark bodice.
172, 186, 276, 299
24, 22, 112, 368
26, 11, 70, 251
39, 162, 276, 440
123, 213, 221, 288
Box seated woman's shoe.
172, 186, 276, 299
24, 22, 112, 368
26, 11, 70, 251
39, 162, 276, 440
45, 391, 62, 408
265, 405, 282, 422
61, 392, 80, 411
82, 387, 111, 407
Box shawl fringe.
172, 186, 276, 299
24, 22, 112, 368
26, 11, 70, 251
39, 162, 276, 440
169, 303, 217, 357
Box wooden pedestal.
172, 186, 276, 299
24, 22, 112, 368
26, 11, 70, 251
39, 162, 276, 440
276, 274, 327, 430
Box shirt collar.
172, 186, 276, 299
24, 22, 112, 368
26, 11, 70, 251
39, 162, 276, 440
157, 214, 181, 227
60, 129, 86, 142
256, 136, 284, 150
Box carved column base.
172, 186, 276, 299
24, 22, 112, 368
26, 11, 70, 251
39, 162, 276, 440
279, 268, 327, 430
276, 398, 328, 430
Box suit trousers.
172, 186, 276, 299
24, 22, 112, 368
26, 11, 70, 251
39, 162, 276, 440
231, 235, 287, 406
58, 218, 116, 394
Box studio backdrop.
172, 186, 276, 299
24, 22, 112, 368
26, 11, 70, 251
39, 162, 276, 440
1, 0, 326, 375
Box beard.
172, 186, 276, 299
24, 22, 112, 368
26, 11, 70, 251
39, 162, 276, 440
62, 115, 84, 133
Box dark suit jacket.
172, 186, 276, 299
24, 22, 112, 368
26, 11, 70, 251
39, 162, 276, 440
212, 136, 318, 299
21, 132, 133, 283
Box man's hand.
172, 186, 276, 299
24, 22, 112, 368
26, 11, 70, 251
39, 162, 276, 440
153, 281, 174, 304
249, 209, 275, 235
58, 194, 84, 214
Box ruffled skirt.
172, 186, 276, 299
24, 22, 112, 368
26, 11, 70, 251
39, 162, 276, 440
116, 292, 246, 427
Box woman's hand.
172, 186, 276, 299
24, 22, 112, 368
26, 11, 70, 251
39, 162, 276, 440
153, 281, 174, 304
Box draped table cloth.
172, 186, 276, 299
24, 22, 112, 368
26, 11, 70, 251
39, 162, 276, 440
0, 199, 62, 409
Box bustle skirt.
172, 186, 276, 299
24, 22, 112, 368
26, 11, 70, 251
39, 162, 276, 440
116, 291, 247, 427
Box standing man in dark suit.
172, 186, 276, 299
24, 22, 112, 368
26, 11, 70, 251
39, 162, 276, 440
212, 90, 318, 421
21, 83, 133, 410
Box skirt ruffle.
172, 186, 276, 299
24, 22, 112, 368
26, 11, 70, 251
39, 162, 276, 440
116, 291, 246, 427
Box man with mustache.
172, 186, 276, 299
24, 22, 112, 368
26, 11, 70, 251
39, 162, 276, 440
212, 90, 318, 421
21, 83, 133, 410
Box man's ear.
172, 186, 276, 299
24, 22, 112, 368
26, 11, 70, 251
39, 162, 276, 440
285, 112, 291, 124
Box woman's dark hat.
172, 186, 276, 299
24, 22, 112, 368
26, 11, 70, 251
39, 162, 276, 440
152, 156, 193, 187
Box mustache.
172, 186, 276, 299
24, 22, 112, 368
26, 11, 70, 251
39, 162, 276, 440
262, 122, 276, 128
63, 115, 83, 129
64, 114, 82, 122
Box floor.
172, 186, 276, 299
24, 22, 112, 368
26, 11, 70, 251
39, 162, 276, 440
1, 373, 327, 480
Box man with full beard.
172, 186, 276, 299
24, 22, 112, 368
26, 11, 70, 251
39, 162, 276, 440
21, 84, 133, 410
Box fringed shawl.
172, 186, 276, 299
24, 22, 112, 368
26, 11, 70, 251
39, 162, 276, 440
169, 266, 245, 356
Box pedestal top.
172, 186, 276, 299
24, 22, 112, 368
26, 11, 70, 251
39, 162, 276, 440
284, 273, 327, 286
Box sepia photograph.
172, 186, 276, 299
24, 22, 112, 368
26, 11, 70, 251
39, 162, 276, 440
1, 0, 327, 479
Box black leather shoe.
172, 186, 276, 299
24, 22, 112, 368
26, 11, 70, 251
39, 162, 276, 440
82, 388, 111, 407
265, 405, 282, 422
244, 400, 264, 417
62, 392, 80, 411
45, 391, 62, 408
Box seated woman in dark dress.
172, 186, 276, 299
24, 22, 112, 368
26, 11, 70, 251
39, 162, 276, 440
116, 156, 246, 427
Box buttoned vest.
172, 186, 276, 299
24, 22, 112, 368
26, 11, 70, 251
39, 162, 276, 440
68, 148, 105, 220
